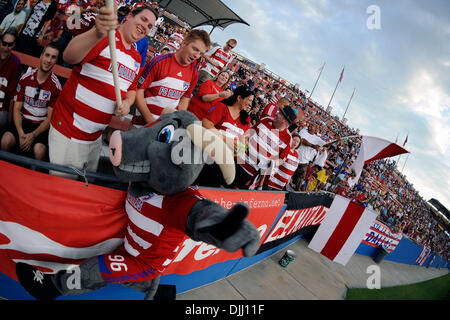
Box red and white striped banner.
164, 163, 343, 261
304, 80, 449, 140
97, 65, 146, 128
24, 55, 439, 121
416, 246, 431, 266
348, 136, 409, 187
308, 195, 378, 266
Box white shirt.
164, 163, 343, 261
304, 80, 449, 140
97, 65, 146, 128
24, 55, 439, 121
0, 11, 26, 31
314, 148, 328, 167
297, 128, 325, 164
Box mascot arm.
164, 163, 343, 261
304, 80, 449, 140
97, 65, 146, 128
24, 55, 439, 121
185, 200, 260, 257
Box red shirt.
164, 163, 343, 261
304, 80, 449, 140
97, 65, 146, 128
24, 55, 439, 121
65, 10, 97, 36
0, 53, 21, 112
132, 53, 199, 128
14, 69, 62, 123
123, 187, 202, 276
188, 80, 224, 121
205, 101, 250, 141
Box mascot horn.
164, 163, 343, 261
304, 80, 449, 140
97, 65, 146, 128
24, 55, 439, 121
15, 111, 261, 300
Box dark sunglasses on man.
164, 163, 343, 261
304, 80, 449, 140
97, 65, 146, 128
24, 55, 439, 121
34, 84, 42, 101
0, 39, 15, 48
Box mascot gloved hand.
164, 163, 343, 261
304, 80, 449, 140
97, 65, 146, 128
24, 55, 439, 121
16, 111, 260, 300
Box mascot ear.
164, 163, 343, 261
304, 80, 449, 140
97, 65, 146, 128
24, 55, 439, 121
186, 123, 235, 185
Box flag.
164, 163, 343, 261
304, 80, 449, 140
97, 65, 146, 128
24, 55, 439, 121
416, 246, 431, 266
403, 134, 408, 147
348, 136, 409, 187
339, 67, 344, 83
308, 195, 378, 266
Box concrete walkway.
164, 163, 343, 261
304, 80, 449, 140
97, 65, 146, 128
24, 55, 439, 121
176, 238, 449, 300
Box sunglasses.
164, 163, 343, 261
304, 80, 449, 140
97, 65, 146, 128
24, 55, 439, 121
34, 84, 41, 101
1, 40, 14, 48
227, 43, 235, 49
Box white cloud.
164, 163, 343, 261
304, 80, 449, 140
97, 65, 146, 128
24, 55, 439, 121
397, 68, 450, 157
214, 0, 450, 208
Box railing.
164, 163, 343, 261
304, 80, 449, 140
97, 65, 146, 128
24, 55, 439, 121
0, 150, 127, 191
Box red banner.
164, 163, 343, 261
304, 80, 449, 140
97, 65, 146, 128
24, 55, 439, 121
0, 161, 285, 280
264, 206, 328, 244
0, 161, 128, 281
162, 189, 285, 275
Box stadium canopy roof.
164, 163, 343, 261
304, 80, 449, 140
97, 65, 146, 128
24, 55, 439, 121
156, 0, 250, 30
429, 199, 450, 219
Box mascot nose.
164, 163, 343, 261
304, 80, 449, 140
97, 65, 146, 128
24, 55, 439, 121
109, 130, 123, 166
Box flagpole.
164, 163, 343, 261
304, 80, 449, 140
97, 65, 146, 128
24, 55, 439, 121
401, 153, 410, 174
396, 132, 408, 169
342, 87, 355, 121
327, 65, 345, 109
309, 62, 325, 98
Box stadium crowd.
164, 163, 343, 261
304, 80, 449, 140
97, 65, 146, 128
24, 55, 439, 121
0, 0, 448, 262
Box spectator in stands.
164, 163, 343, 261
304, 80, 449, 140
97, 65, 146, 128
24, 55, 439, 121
164, 27, 184, 52
48, 5, 157, 178
130, 29, 211, 128
127, 2, 151, 67
0, 0, 14, 23
1, 42, 61, 160
146, 45, 168, 65
148, 10, 163, 38
306, 166, 332, 193
0, 28, 21, 128
313, 145, 328, 168
187, 70, 232, 122
36, 4, 63, 50
0, 0, 27, 35
15, 0, 57, 57
117, 3, 130, 22
262, 132, 301, 191
260, 96, 290, 119
233, 105, 296, 189
195, 84, 253, 188
291, 123, 325, 191
54, 0, 102, 66
194, 38, 236, 94
149, 1, 158, 11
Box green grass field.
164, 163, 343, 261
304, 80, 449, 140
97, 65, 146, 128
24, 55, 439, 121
346, 273, 450, 300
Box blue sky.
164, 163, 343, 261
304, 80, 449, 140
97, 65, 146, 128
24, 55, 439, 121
197, 0, 450, 209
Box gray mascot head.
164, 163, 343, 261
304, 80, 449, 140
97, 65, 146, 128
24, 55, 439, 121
109, 111, 235, 196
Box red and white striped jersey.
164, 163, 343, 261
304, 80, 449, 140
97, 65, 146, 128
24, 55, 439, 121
165, 32, 184, 51
238, 116, 292, 176
204, 101, 250, 141
132, 53, 199, 128
265, 148, 299, 190
270, 91, 279, 104
50, 30, 141, 143
14, 68, 61, 123
123, 187, 203, 273
170, 32, 184, 44
201, 46, 233, 77
261, 102, 278, 119
166, 39, 180, 51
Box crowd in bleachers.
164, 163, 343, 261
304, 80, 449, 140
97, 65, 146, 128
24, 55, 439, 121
0, 0, 448, 261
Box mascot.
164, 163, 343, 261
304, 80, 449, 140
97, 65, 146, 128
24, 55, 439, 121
15, 111, 261, 300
